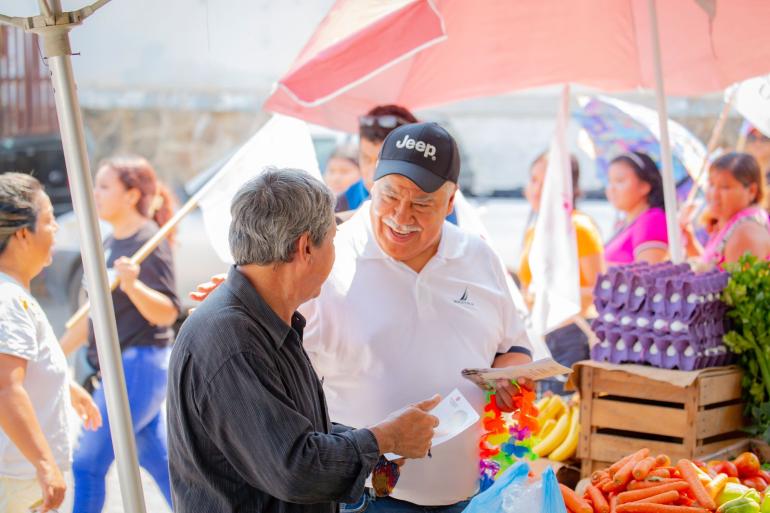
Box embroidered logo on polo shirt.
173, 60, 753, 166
453, 287, 474, 306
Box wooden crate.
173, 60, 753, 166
576, 363, 747, 477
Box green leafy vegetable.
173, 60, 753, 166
724, 254, 770, 441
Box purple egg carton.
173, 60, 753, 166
591, 262, 732, 370
590, 328, 733, 370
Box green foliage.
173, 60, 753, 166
724, 254, 770, 442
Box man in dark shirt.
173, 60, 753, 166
167, 168, 440, 513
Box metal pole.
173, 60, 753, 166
647, 0, 683, 263
40, 1, 147, 511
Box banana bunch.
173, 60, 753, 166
532, 395, 580, 462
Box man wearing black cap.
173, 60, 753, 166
301, 122, 534, 512
192, 122, 533, 511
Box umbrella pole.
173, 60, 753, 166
685, 90, 736, 206
647, 0, 683, 263
35, 2, 148, 511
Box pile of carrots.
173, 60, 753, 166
560, 449, 720, 513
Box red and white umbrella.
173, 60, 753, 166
265, 0, 770, 262
265, 0, 770, 132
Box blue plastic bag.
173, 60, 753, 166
462, 463, 567, 513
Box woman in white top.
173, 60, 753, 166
0, 173, 101, 513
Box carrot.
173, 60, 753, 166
596, 477, 612, 490
616, 505, 707, 513
633, 457, 657, 480
676, 494, 696, 507
609, 455, 634, 477
632, 490, 680, 505
561, 484, 593, 513
626, 479, 683, 491
648, 468, 671, 479
587, 485, 610, 513
610, 495, 618, 513
593, 470, 610, 484
654, 454, 671, 468
617, 482, 689, 504
675, 460, 716, 510
611, 450, 649, 476
615, 458, 641, 488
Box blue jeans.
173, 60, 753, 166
73, 346, 173, 512
341, 490, 469, 513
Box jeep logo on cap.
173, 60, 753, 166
395, 134, 437, 161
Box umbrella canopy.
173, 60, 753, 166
574, 95, 706, 190
265, 0, 770, 132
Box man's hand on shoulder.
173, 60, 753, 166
188, 273, 228, 314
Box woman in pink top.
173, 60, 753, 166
682, 152, 770, 269
604, 151, 669, 265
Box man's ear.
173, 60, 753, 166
14, 227, 30, 245
446, 185, 458, 217
295, 232, 312, 264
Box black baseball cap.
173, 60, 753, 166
374, 122, 460, 193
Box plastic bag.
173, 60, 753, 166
462, 462, 567, 513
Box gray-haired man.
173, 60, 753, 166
166, 169, 439, 513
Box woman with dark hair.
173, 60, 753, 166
682, 152, 770, 269
58, 156, 179, 512
604, 151, 669, 264
0, 173, 100, 513
518, 153, 605, 394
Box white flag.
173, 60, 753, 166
528, 84, 581, 336
732, 74, 770, 138
199, 115, 321, 263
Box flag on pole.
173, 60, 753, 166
528, 84, 581, 337
732, 74, 770, 138
199, 115, 322, 263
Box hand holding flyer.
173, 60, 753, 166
461, 358, 572, 391
384, 389, 479, 461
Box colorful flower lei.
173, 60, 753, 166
478, 383, 539, 491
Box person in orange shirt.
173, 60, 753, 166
518, 153, 605, 394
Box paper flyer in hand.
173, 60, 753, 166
384, 388, 479, 461
461, 357, 572, 391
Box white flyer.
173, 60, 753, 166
384, 388, 479, 461
461, 357, 572, 391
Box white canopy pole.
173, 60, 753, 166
15, 1, 148, 511
647, 0, 683, 263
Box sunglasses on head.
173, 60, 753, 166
359, 114, 411, 130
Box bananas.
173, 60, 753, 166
548, 405, 580, 462
539, 418, 558, 439
536, 395, 566, 426
533, 408, 570, 456
535, 395, 552, 411
532, 396, 580, 461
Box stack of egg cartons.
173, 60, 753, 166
590, 262, 732, 370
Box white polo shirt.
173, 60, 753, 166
300, 202, 532, 505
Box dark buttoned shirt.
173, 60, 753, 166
167, 267, 380, 512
